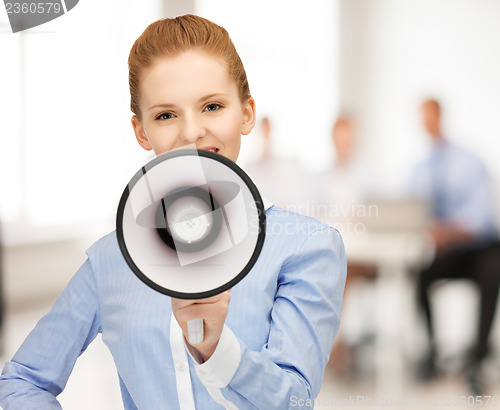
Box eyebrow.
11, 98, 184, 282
148, 93, 228, 111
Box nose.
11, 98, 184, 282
180, 114, 207, 144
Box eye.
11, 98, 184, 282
156, 112, 174, 120
204, 103, 222, 112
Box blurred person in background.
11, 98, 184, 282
311, 115, 378, 374
310, 115, 377, 221
411, 98, 500, 394
244, 116, 306, 209
258, 116, 272, 162
323, 116, 373, 206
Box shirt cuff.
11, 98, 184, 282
185, 324, 241, 389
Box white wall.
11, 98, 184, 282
196, 0, 340, 171
340, 0, 500, 191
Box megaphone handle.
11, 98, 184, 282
187, 318, 204, 345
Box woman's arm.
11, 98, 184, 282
188, 226, 347, 409
0, 259, 102, 409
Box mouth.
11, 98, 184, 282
199, 146, 220, 154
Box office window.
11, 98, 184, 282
0, 0, 161, 243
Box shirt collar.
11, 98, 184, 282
430, 136, 449, 158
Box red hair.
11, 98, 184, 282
128, 15, 251, 120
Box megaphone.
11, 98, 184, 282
116, 149, 266, 344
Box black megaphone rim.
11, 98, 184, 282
116, 148, 266, 299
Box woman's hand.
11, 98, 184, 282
171, 290, 231, 361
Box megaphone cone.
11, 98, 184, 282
116, 149, 266, 343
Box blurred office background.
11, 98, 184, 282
1, 0, 500, 408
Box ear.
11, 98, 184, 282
241, 97, 256, 136
131, 115, 153, 151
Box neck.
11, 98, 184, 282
430, 128, 444, 141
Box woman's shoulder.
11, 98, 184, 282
267, 205, 338, 228
265, 205, 343, 246
85, 231, 125, 269
86, 230, 119, 252
262, 206, 346, 282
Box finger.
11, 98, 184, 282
174, 300, 229, 324
171, 297, 196, 310
190, 291, 231, 305
172, 291, 231, 311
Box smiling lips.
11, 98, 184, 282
199, 146, 220, 153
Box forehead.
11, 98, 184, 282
140, 50, 237, 105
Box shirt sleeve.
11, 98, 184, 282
186, 324, 241, 388
0, 258, 102, 409
196, 226, 346, 409
185, 325, 242, 409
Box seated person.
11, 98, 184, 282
410, 98, 500, 395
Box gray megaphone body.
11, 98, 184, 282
116, 149, 266, 344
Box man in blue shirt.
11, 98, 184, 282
411, 99, 500, 395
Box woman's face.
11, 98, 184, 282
132, 50, 256, 162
